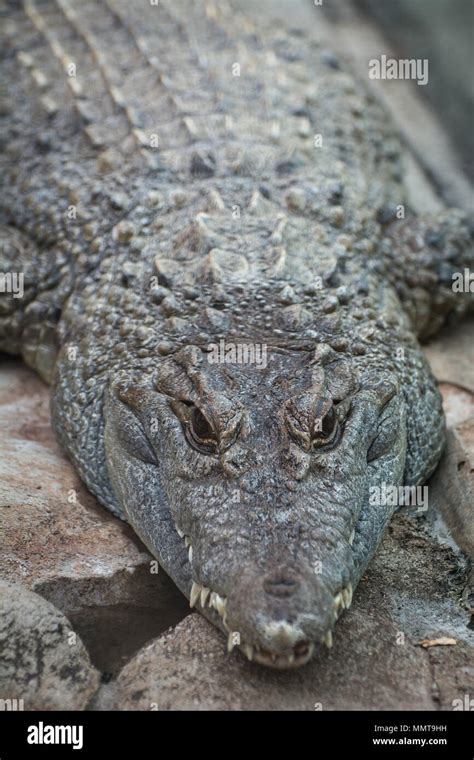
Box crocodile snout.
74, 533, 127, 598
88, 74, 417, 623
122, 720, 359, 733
221, 563, 339, 668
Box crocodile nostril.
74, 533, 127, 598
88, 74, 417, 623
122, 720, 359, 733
263, 573, 300, 598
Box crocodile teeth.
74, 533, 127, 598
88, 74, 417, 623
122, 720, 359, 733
209, 592, 227, 618
184, 536, 191, 548
333, 591, 345, 617
188, 545, 193, 563
177, 527, 184, 539
200, 586, 210, 607
227, 632, 236, 653
242, 644, 254, 662
323, 630, 333, 648
342, 582, 353, 609
190, 581, 201, 608
349, 529, 355, 546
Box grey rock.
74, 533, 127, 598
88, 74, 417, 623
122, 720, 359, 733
0, 581, 99, 710
429, 417, 474, 561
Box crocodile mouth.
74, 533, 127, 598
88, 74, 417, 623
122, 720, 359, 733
247, 640, 314, 668
177, 527, 353, 668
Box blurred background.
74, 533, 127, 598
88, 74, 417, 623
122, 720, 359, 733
352, 0, 474, 181
241, 0, 474, 209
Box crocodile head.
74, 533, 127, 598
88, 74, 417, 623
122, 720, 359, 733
104, 342, 406, 668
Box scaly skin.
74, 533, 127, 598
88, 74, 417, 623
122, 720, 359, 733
0, 0, 473, 668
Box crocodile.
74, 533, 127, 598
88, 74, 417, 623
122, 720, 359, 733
0, 0, 473, 669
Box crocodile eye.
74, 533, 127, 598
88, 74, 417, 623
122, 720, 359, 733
312, 406, 339, 448
186, 407, 218, 454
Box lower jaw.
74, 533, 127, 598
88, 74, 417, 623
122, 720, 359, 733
197, 605, 313, 668
250, 642, 315, 669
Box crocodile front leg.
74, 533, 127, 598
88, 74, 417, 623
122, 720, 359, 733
382, 210, 474, 341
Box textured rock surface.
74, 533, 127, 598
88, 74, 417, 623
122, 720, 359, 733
0, 581, 99, 710
424, 317, 474, 395
0, 361, 189, 673
429, 420, 474, 562
425, 319, 474, 574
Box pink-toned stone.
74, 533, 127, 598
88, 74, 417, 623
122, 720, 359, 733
0, 361, 188, 673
